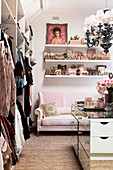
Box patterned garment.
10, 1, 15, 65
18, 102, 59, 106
0, 41, 15, 117
0, 116, 18, 166
0, 135, 7, 170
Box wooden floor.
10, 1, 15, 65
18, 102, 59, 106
90, 160, 113, 170
14, 132, 113, 170
14, 132, 80, 170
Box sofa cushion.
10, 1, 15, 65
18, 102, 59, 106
41, 115, 90, 126
40, 102, 59, 117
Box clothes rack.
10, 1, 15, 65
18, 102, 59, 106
0, 0, 33, 169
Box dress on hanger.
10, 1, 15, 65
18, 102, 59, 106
0, 40, 15, 117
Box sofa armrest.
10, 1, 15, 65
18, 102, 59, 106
35, 108, 43, 120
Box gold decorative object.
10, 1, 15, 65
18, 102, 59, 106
100, 51, 111, 60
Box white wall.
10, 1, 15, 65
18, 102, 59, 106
30, 10, 113, 121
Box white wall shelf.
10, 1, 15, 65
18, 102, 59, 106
45, 75, 108, 78
45, 44, 100, 48
25, 17, 29, 32
5, 0, 17, 21
2, 0, 16, 24
45, 44, 87, 48
45, 60, 112, 63
18, 0, 25, 17
44, 44, 111, 79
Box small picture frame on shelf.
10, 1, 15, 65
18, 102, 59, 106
96, 65, 107, 75
87, 49, 96, 56
46, 23, 68, 44
67, 49, 73, 59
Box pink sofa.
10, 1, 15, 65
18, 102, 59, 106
35, 91, 90, 136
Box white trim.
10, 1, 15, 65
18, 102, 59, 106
29, 9, 42, 22
45, 44, 88, 48
45, 60, 111, 63
45, 75, 108, 78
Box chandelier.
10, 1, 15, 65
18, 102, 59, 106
84, 0, 113, 54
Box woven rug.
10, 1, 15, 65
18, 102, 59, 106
14, 133, 80, 170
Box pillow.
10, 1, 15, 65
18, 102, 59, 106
40, 102, 59, 117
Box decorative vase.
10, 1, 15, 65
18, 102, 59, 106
107, 87, 113, 103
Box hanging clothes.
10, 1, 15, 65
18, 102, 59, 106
24, 56, 33, 86
0, 116, 17, 167
7, 111, 15, 131
14, 49, 27, 96
24, 84, 31, 117
0, 134, 7, 170
15, 105, 25, 152
16, 100, 30, 140
0, 133, 12, 170
3, 32, 15, 69
7, 37, 15, 67
23, 56, 33, 117
0, 41, 15, 117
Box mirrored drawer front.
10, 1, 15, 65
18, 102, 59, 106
90, 136, 113, 153
91, 122, 113, 136
91, 119, 113, 124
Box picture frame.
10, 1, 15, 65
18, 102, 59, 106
67, 49, 73, 58
96, 65, 107, 75
87, 49, 96, 56
46, 23, 68, 44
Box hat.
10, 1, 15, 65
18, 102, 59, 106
28, 57, 37, 68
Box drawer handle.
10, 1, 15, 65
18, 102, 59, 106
100, 122, 109, 125
100, 137, 109, 140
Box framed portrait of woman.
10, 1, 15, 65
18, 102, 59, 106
46, 23, 68, 44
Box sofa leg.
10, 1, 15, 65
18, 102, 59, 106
37, 131, 39, 137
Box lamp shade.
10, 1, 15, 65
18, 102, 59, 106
96, 10, 104, 20
89, 15, 96, 26
83, 27, 87, 33
111, 9, 113, 20
84, 17, 90, 26
111, 9, 113, 14
104, 11, 113, 22
110, 20, 113, 24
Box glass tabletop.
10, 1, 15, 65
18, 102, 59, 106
71, 102, 113, 119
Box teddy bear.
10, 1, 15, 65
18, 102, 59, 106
74, 51, 84, 60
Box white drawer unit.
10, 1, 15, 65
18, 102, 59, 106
91, 121, 113, 137
91, 119, 113, 123
90, 136, 113, 153
90, 118, 113, 160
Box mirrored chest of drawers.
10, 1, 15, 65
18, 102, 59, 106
90, 118, 113, 160
71, 103, 113, 169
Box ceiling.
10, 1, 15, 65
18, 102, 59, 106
22, 0, 113, 22
46, 0, 113, 11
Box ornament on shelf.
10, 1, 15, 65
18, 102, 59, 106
57, 64, 67, 75
55, 69, 61, 75
73, 51, 85, 60
100, 51, 111, 60
69, 35, 81, 45
70, 35, 79, 40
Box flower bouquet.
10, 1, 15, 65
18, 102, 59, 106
97, 78, 113, 103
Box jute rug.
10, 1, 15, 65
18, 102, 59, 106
14, 133, 80, 170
